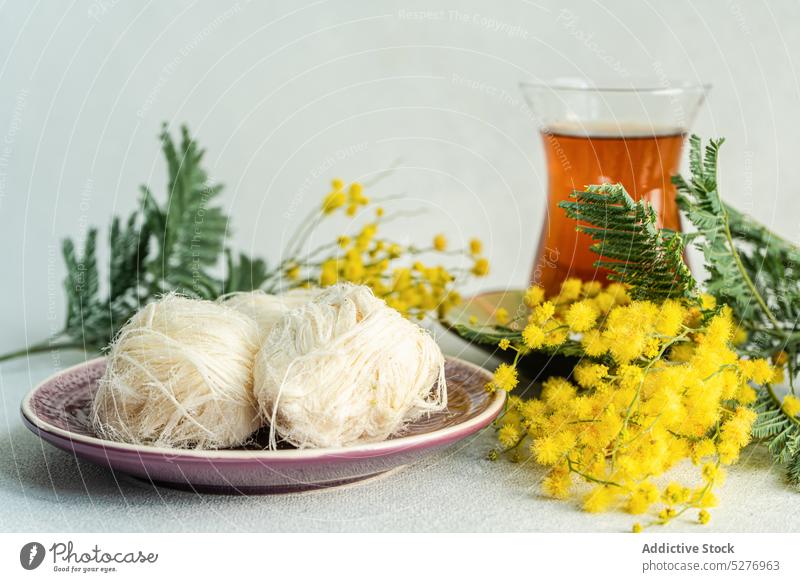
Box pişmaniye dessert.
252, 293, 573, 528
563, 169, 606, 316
254, 283, 446, 449
92, 283, 446, 451
92, 295, 262, 449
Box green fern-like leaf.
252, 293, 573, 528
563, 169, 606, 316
61, 212, 151, 349
675, 136, 800, 361
51, 125, 269, 355
222, 249, 271, 294
789, 453, 800, 486
559, 184, 696, 300
145, 125, 228, 299
753, 389, 800, 487
723, 202, 800, 354
62, 228, 101, 336
673, 136, 772, 324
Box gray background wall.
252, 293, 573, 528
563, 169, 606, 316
1, 0, 799, 353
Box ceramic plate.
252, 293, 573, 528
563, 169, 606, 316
21, 356, 504, 494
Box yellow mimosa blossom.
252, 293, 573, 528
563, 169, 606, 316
471, 257, 489, 277
489, 363, 518, 392
701, 463, 725, 485
532, 301, 555, 324
733, 327, 748, 346
700, 293, 717, 310
626, 481, 660, 514
433, 233, 447, 252
583, 280, 602, 297
565, 300, 599, 332
355, 223, 377, 251
617, 364, 644, 390
693, 488, 718, 508
523, 285, 545, 307
349, 182, 367, 202
574, 363, 609, 389
286, 264, 301, 280
469, 238, 482, 255
663, 482, 691, 505
522, 323, 545, 349
486, 281, 769, 531
581, 329, 608, 357
773, 350, 789, 366
322, 190, 346, 214
495, 307, 510, 326
542, 468, 572, 499
292, 177, 485, 321
498, 423, 520, 448
345, 182, 369, 216
541, 377, 576, 406
531, 436, 560, 465
606, 282, 630, 304
669, 343, 694, 362
343, 248, 365, 281
658, 507, 677, 522
542, 319, 568, 346
559, 278, 583, 302
706, 306, 734, 345
691, 439, 716, 464
583, 486, 616, 513
320, 259, 338, 286
386, 243, 402, 258
738, 358, 774, 384
783, 395, 800, 417
656, 299, 685, 336
498, 338, 511, 350
593, 291, 615, 313
642, 337, 661, 359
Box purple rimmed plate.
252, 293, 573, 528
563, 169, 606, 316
21, 356, 503, 494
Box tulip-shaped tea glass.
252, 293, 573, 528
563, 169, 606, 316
521, 80, 708, 296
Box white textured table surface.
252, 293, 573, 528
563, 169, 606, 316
1, 329, 798, 533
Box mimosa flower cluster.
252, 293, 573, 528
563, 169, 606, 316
484, 278, 788, 530
279, 179, 488, 319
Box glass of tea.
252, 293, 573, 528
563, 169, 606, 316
520, 79, 709, 296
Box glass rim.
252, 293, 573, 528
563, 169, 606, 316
519, 78, 711, 95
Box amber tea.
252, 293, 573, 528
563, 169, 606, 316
532, 124, 686, 296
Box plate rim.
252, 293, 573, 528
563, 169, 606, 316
21, 355, 505, 460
